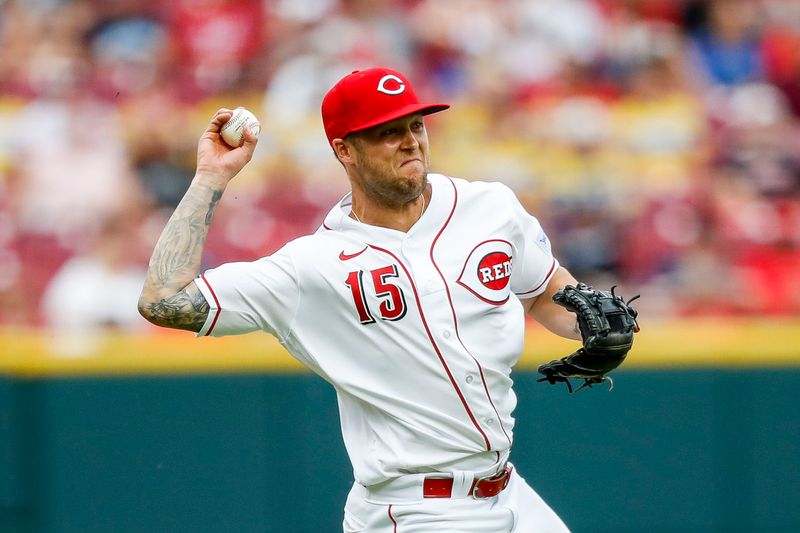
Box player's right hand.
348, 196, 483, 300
195, 108, 258, 186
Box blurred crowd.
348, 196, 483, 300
0, 0, 799, 332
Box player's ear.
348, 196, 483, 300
332, 138, 355, 165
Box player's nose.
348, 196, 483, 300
399, 127, 420, 150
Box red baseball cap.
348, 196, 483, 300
321, 67, 449, 145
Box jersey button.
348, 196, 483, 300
442, 330, 451, 339
465, 374, 474, 384
486, 418, 495, 426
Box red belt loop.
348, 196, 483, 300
422, 465, 512, 499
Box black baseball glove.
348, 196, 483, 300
537, 283, 639, 393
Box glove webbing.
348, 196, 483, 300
537, 373, 614, 393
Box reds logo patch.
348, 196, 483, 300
478, 252, 512, 290
457, 240, 514, 305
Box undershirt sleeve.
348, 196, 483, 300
194, 244, 299, 340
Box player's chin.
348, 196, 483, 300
385, 175, 425, 206
398, 161, 427, 185
399, 172, 427, 198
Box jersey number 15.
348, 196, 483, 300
345, 266, 408, 324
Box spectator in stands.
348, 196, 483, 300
687, 0, 764, 87
41, 209, 149, 332
0, 0, 798, 326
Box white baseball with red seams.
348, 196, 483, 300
194, 173, 558, 486
219, 107, 261, 147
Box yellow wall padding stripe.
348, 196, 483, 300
520, 318, 800, 370
1, 318, 799, 377
0, 329, 303, 377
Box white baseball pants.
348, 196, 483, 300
342, 467, 570, 532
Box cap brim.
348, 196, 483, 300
345, 103, 450, 138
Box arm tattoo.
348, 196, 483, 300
140, 182, 223, 331
145, 284, 210, 332
150, 189, 223, 290
205, 190, 222, 225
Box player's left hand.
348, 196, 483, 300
537, 283, 639, 393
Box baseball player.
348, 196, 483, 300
139, 68, 590, 532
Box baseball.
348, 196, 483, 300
220, 107, 261, 147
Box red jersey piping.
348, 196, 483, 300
388, 505, 398, 531
430, 177, 512, 447
368, 244, 492, 451
514, 258, 557, 297
200, 274, 222, 336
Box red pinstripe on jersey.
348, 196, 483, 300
431, 177, 512, 448
368, 243, 492, 451
200, 274, 222, 336
388, 504, 398, 531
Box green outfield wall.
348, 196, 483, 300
1, 322, 799, 532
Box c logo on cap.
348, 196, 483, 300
377, 74, 406, 95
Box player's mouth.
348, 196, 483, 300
401, 158, 422, 167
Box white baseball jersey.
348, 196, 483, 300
194, 173, 559, 487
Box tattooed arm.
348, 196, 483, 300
138, 109, 258, 331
